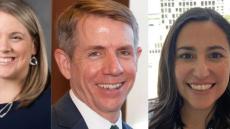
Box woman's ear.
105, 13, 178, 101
31, 40, 37, 55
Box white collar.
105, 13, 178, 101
69, 89, 122, 129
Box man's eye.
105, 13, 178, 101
119, 50, 131, 56
88, 51, 101, 57
208, 52, 223, 59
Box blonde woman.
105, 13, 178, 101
0, 0, 50, 128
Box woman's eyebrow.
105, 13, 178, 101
207, 45, 226, 51
176, 46, 195, 51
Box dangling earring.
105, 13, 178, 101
30, 56, 38, 66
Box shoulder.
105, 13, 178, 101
29, 86, 51, 114
26, 85, 51, 115
10, 86, 51, 129
52, 92, 87, 129
52, 92, 73, 121
33, 85, 51, 116
148, 98, 156, 120
34, 86, 51, 105
122, 121, 133, 129
52, 92, 76, 116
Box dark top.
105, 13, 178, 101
52, 92, 132, 129
175, 110, 230, 129
0, 86, 51, 129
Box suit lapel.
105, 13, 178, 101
122, 121, 132, 129
53, 93, 88, 129
54, 93, 133, 129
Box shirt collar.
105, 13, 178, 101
69, 89, 122, 129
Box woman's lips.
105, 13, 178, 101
187, 83, 215, 91
0, 57, 15, 65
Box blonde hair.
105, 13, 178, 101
57, 0, 138, 56
0, 0, 48, 107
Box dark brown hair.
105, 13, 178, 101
149, 7, 230, 129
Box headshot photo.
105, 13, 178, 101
149, 7, 230, 129
51, 0, 147, 129
0, 0, 51, 129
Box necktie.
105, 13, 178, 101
110, 125, 119, 129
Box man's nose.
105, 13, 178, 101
102, 53, 124, 76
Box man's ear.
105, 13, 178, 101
54, 49, 71, 79
136, 46, 142, 59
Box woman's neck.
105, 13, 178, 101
180, 103, 214, 129
0, 78, 24, 104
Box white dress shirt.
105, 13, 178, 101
69, 90, 122, 129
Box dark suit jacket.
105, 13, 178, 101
52, 93, 132, 129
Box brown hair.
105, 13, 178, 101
57, 0, 138, 57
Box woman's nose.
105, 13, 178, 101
0, 38, 12, 53
192, 58, 210, 79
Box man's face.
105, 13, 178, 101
58, 15, 141, 121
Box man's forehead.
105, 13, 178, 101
76, 43, 135, 51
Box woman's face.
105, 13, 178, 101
0, 11, 36, 81
175, 21, 230, 111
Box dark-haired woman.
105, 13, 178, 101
149, 8, 230, 129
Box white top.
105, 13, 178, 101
69, 90, 122, 129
